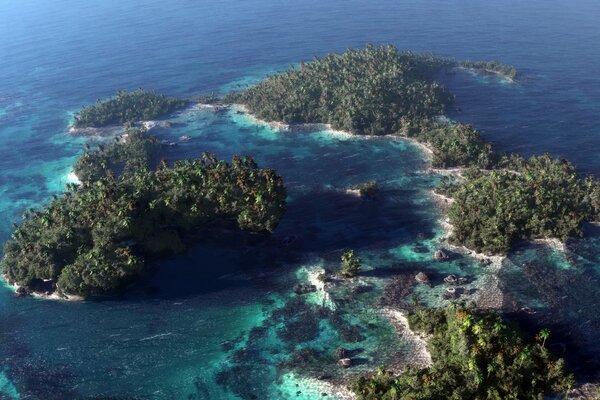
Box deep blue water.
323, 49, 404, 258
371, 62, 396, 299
1, 0, 600, 398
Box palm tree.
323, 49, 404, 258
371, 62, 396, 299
486, 361, 497, 377
518, 348, 530, 368
538, 328, 551, 348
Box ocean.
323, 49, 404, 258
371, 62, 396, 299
1, 0, 599, 398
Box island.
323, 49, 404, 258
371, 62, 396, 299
441, 154, 600, 254
72, 89, 188, 129
2, 130, 287, 297
225, 44, 600, 256
351, 304, 573, 399
1, 44, 594, 398
218, 44, 595, 397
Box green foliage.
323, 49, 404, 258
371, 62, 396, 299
445, 154, 598, 254
73, 89, 187, 128
225, 45, 454, 135
351, 305, 574, 400
340, 250, 361, 277
537, 328, 551, 348
227, 46, 506, 170
2, 148, 287, 297
73, 128, 160, 184
458, 60, 518, 79
403, 119, 497, 169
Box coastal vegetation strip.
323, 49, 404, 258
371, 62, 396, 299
2, 135, 287, 297
441, 155, 600, 254
457, 60, 518, 79
73, 89, 188, 128
351, 305, 573, 399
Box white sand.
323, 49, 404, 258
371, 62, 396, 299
66, 171, 81, 185
381, 308, 432, 369
305, 267, 337, 310
344, 188, 362, 197
279, 372, 356, 400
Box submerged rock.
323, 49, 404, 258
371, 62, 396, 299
337, 358, 352, 368
443, 287, 458, 300
15, 286, 30, 297
415, 272, 430, 284
335, 347, 349, 360
412, 244, 429, 253
294, 284, 317, 295
379, 273, 416, 306
444, 274, 458, 284
433, 249, 450, 260
352, 285, 373, 294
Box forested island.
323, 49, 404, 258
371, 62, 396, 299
352, 305, 573, 399
2, 129, 286, 297
442, 155, 600, 254
221, 45, 596, 397
72, 89, 188, 128
1, 44, 594, 397
226, 44, 600, 255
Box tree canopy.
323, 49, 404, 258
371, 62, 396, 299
442, 154, 600, 254
73, 89, 188, 128
351, 305, 573, 400
226, 45, 600, 255
227, 46, 507, 169
225, 45, 454, 135
2, 141, 287, 297
403, 119, 497, 169
73, 128, 160, 184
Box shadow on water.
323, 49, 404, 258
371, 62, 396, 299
498, 234, 600, 380
0, 316, 80, 400
122, 185, 437, 301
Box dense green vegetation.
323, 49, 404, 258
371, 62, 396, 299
340, 250, 361, 278
227, 44, 600, 255
227, 46, 507, 169
73, 89, 188, 128
2, 145, 286, 297
225, 45, 454, 135
351, 305, 574, 400
73, 128, 160, 184
403, 119, 497, 169
458, 60, 518, 79
441, 154, 600, 254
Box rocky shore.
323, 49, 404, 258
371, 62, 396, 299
1, 273, 83, 301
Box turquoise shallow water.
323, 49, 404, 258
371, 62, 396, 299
1, 0, 600, 398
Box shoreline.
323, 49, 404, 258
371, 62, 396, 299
230, 105, 543, 270
1, 273, 83, 301
280, 372, 356, 400
380, 308, 432, 370
455, 66, 516, 83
